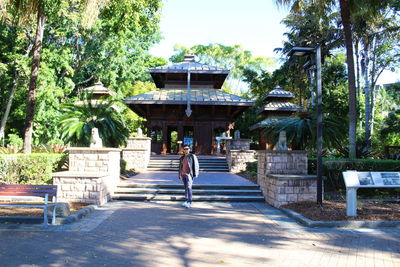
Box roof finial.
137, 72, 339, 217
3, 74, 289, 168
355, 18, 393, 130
183, 53, 195, 62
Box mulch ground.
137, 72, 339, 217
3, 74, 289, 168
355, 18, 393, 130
238, 172, 400, 221
282, 200, 400, 221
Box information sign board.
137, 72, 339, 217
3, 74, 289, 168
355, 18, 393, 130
343, 171, 400, 188
342, 171, 400, 216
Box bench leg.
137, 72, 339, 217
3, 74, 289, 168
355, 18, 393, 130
52, 205, 56, 225
43, 207, 48, 225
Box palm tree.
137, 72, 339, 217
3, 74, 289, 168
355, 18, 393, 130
59, 96, 129, 147
262, 112, 346, 152
276, 0, 358, 158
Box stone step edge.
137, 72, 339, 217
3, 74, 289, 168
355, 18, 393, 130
111, 194, 265, 200
116, 183, 260, 189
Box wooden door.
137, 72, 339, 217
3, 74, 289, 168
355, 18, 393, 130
195, 124, 212, 154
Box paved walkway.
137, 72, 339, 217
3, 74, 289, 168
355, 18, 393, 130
1, 201, 399, 266
124, 171, 255, 185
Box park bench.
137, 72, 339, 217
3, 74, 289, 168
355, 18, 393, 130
0, 184, 58, 225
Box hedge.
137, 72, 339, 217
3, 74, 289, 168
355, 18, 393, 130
0, 153, 67, 185
308, 158, 400, 191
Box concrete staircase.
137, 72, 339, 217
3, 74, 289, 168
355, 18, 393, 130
147, 156, 229, 172
112, 183, 265, 202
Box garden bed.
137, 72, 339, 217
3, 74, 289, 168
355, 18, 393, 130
282, 200, 400, 221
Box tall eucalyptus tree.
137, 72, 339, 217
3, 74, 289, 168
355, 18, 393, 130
0, 0, 109, 153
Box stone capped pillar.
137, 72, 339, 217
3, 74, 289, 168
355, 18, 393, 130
53, 147, 121, 205
226, 139, 255, 173
257, 150, 318, 207
122, 137, 151, 171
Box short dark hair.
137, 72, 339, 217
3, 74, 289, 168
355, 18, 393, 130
183, 145, 190, 149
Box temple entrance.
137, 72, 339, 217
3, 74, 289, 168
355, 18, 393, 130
195, 124, 212, 155
150, 126, 162, 154
167, 126, 178, 154
183, 126, 194, 151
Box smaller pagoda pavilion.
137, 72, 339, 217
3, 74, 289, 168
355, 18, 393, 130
124, 55, 254, 155
250, 86, 303, 149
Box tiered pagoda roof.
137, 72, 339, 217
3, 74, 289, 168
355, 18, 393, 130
250, 86, 302, 131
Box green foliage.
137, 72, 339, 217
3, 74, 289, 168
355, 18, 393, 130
0, 153, 66, 184
309, 158, 400, 191
262, 111, 346, 152
7, 133, 23, 148
245, 161, 257, 176
59, 95, 129, 147
0, 0, 163, 148
380, 110, 400, 146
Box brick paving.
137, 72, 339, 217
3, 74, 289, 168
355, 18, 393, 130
0, 201, 399, 267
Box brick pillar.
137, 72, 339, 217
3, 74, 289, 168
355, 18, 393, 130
122, 137, 151, 171
225, 139, 255, 173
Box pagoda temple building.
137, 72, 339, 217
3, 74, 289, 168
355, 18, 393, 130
250, 86, 303, 150
124, 55, 254, 155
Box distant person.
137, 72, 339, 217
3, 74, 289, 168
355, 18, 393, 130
179, 145, 199, 208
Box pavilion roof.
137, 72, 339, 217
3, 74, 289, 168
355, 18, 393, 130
149, 54, 229, 89
124, 88, 254, 106
261, 87, 295, 101
81, 81, 116, 97
256, 101, 303, 114
149, 55, 229, 75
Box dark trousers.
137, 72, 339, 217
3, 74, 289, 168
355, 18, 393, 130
182, 174, 193, 203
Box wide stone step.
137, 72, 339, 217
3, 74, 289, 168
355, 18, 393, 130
148, 162, 228, 165
117, 183, 260, 190
112, 194, 265, 202
147, 168, 229, 172
113, 188, 263, 195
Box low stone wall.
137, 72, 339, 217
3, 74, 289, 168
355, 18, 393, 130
258, 174, 317, 207
52, 172, 110, 205
257, 150, 318, 207
227, 150, 256, 173
53, 147, 121, 205
122, 137, 151, 171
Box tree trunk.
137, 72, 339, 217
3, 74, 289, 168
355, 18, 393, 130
0, 72, 20, 143
339, 0, 357, 159
23, 2, 46, 154
363, 43, 371, 149
354, 40, 361, 99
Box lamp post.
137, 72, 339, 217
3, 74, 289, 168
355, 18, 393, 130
185, 61, 192, 117
288, 46, 323, 205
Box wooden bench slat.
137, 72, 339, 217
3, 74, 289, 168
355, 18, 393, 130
0, 192, 56, 197
0, 188, 57, 193
0, 184, 57, 189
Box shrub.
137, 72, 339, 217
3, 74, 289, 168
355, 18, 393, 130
245, 161, 257, 176
308, 158, 400, 192
0, 153, 67, 185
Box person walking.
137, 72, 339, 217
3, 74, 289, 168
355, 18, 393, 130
179, 145, 199, 208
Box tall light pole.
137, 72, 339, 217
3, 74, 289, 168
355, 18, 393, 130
288, 46, 323, 205
185, 61, 192, 117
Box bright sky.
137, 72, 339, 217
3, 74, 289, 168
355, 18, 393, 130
149, 0, 399, 85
